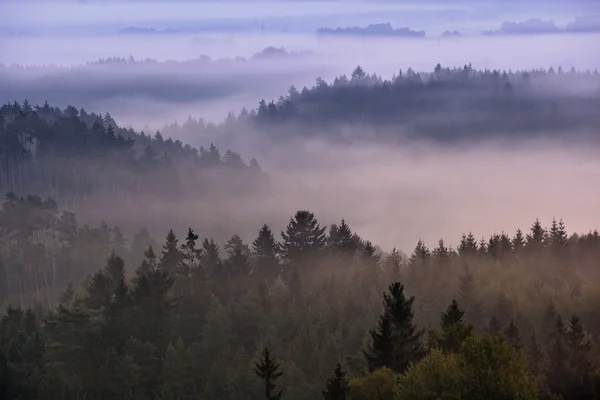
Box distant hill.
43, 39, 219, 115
317, 23, 426, 38
119, 26, 180, 35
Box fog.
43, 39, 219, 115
2, 0, 600, 254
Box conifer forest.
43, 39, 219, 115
2, 1, 600, 399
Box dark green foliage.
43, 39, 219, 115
329, 219, 357, 254
254, 347, 283, 400
160, 230, 182, 276
364, 282, 425, 373
364, 312, 394, 371
441, 300, 465, 329
252, 224, 280, 277
281, 210, 327, 265
322, 363, 348, 400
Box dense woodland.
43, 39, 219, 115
0, 101, 267, 238
2, 62, 600, 399
1, 199, 600, 399
162, 64, 600, 143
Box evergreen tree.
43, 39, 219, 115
409, 240, 430, 266
363, 312, 394, 371
458, 232, 478, 256
513, 229, 525, 252
361, 240, 381, 264
253, 224, 280, 277
549, 218, 568, 249
329, 219, 356, 254
365, 282, 425, 373
281, 210, 326, 265
201, 238, 222, 276
527, 218, 546, 249
433, 299, 474, 354
322, 362, 348, 400
254, 347, 283, 400
566, 315, 592, 379
159, 230, 182, 276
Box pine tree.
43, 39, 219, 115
159, 230, 182, 276
441, 299, 464, 328
363, 312, 394, 371
365, 282, 425, 373
512, 229, 525, 252
281, 210, 326, 265
549, 218, 568, 249
503, 319, 522, 350
527, 218, 546, 249
201, 238, 222, 276
434, 299, 474, 354
361, 241, 381, 264
253, 224, 280, 277
254, 347, 283, 400
432, 239, 449, 259
322, 363, 348, 400
458, 232, 478, 256
329, 219, 356, 254
566, 315, 592, 376
409, 240, 430, 266
179, 228, 203, 279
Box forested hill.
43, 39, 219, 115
163, 64, 600, 143
0, 101, 266, 236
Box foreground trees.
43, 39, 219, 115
1, 205, 600, 399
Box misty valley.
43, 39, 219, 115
1, 1, 600, 400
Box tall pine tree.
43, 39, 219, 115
254, 347, 283, 400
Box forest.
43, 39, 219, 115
1, 201, 600, 399
162, 64, 600, 143
1, 61, 600, 399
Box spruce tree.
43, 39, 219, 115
435, 299, 474, 354
322, 363, 348, 400
365, 282, 425, 373
253, 224, 280, 277
527, 218, 546, 249
280, 210, 326, 265
441, 299, 465, 328
254, 347, 283, 400
458, 232, 478, 256
159, 230, 182, 276
361, 240, 381, 264
329, 219, 356, 254
566, 315, 592, 377
512, 229, 525, 252
363, 312, 394, 371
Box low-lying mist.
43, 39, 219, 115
66, 135, 600, 255
2, 31, 599, 128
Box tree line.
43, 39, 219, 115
1, 203, 600, 399
162, 64, 600, 143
